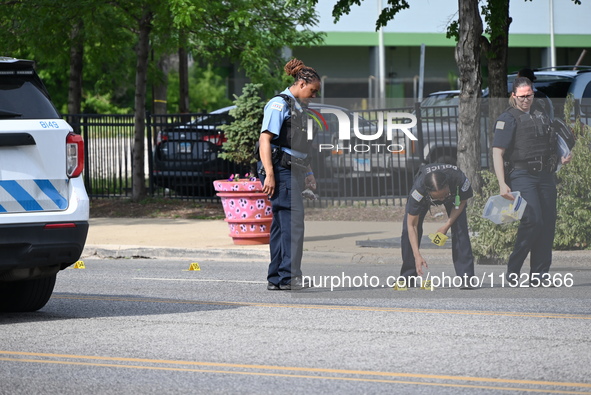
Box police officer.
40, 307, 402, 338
517, 68, 554, 120
258, 58, 319, 291
400, 163, 475, 288
492, 77, 572, 286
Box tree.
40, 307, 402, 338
2, 0, 322, 201
330, 0, 483, 192
454, 0, 483, 193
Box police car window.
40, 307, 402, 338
0, 77, 59, 119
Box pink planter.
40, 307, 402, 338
213, 179, 273, 245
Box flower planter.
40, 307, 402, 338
213, 179, 273, 245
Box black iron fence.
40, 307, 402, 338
65, 100, 590, 206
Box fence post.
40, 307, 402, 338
146, 111, 154, 196
414, 101, 425, 163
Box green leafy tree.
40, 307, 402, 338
330, 0, 483, 193
2, 0, 322, 201
167, 64, 233, 113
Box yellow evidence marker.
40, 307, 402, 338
188, 262, 201, 271
394, 279, 408, 291
73, 261, 86, 269
421, 279, 433, 291
428, 232, 448, 247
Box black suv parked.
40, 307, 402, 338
152, 106, 246, 196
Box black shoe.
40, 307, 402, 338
267, 282, 280, 291
460, 276, 476, 290
291, 277, 311, 289
279, 278, 310, 291
505, 274, 519, 287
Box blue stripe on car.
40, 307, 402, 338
0, 180, 44, 211
35, 179, 68, 209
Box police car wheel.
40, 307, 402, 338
0, 274, 57, 312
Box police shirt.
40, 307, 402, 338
407, 163, 473, 216
260, 88, 307, 159
492, 110, 519, 150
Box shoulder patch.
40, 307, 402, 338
461, 178, 471, 192
271, 102, 284, 111
411, 189, 424, 202
495, 120, 505, 130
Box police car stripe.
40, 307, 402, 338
35, 179, 68, 210
0, 188, 26, 212
0, 179, 68, 213
0, 180, 43, 211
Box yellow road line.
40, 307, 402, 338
53, 294, 591, 320
1, 351, 590, 393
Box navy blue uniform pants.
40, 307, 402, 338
506, 169, 557, 278
400, 202, 475, 283
259, 164, 305, 286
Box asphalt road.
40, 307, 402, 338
1, 253, 590, 394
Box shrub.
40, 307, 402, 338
219, 83, 265, 170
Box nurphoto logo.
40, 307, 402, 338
307, 107, 419, 154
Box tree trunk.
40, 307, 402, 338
153, 53, 171, 115
67, 22, 84, 117
178, 43, 190, 116
132, 8, 153, 202
484, 0, 511, 168
152, 53, 171, 144
455, 0, 483, 194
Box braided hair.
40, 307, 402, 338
284, 58, 320, 85
423, 171, 449, 192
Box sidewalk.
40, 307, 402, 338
83, 217, 591, 269
83, 217, 446, 261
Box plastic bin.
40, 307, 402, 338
482, 191, 527, 225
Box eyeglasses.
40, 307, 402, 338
515, 94, 534, 101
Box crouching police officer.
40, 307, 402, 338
492, 77, 572, 286
400, 163, 475, 288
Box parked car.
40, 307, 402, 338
506, 66, 591, 118
151, 102, 379, 196
395, 90, 490, 171
0, 57, 89, 312
152, 106, 246, 196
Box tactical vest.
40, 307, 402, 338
506, 107, 555, 163
273, 93, 311, 155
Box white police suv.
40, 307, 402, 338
0, 57, 89, 312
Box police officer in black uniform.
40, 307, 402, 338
492, 77, 572, 286
400, 163, 475, 287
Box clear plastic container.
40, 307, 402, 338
482, 191, 527, 225
556, 134, 570, 172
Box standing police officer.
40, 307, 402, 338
400, 163, 475, 288
492, 77, 572, 286
258, 59, 320, 291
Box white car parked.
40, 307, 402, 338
0, 57, 89, 312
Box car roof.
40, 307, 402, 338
427, 90, 460, 96
209, 105, 235, 114
209, 102, 354, 114
0, 57, 35, 70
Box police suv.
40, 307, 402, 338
0, 57, 89, 312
